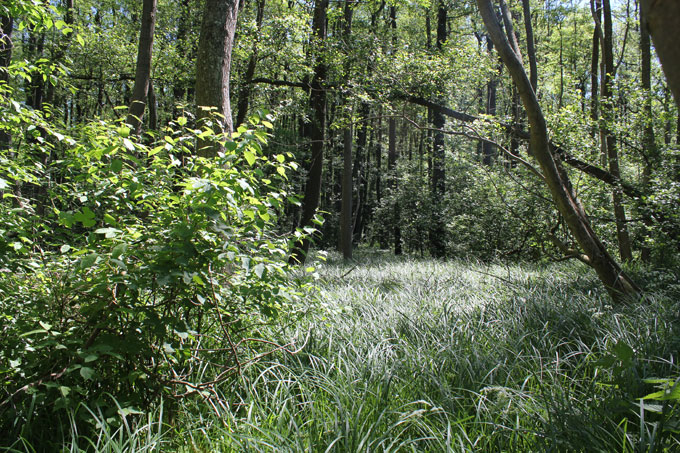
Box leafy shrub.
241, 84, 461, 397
0, 105, 308, 445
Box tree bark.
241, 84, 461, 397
195, 0, 239, 156
476, 0, 640, 303
640, 0, 680, 107
126, 0, 157, 135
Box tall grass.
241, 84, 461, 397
10, 253, 680, 451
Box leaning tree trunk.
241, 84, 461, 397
476, 0, 640, 303
195, 0, 239, 156
640, 0, 680, 107
126, 0, 157, 135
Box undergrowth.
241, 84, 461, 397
5, 253, 680, 452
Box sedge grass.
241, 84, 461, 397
12, 253, 680, 452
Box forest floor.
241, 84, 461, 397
51, 253, 680, 452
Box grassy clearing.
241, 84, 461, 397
11, 253, 680, 452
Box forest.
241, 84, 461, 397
1, 0, 679, 450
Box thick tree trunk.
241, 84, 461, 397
640, 0, 680, 107
602, 0, 633, 262
127, 0, 157, 135
195, 0, 239, 156
476, 0, 640, 303
289, 0, 328, 263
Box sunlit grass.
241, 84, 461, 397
23, 253, 680, 451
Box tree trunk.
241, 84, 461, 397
289, 0, 328, 263
126, 0, 157, 135
340, 126, 353, 260
476, 0, 640, 303
0, 15, 14, 149
235, 0, 265, 127
639, 1, 655, 262
195, 0, 239, 156
589, 0, 600, 141
521, 0, 537, 92
640, 0, 680, 107
429, 0, 447, 257
353, 102, 369, 243
602, 0, 633, 262
482, 36, 498, 164
339, 0, 355, 261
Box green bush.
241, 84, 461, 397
0, 104, 308, 445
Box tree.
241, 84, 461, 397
0, 14, 13, 149
601, 0, 632, 261
475, 0, 640, 302
289, 0, 329, 263
195, 0, 239, 156
640, 0, 680, 107
429, 0, 447, 257
126, 0, 157, 135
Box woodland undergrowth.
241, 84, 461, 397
8, 252, 679, 452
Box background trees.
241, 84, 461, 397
1, 0, 678, 275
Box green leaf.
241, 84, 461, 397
612, 341, 634, 362
254, 263, 265, 278
192, 274, 205, 286
76, 34, 85, 46
80, 367, 95, 380
79, 253, 99, 269
117, 126, 130, 137
110, 159, 123, 173
60, 244, 71, 253
103, 213, 117, 226
123, 138, 135, 151
95, 227, 121, 238
244, 150, 256, 166
111, 243, 128, 259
